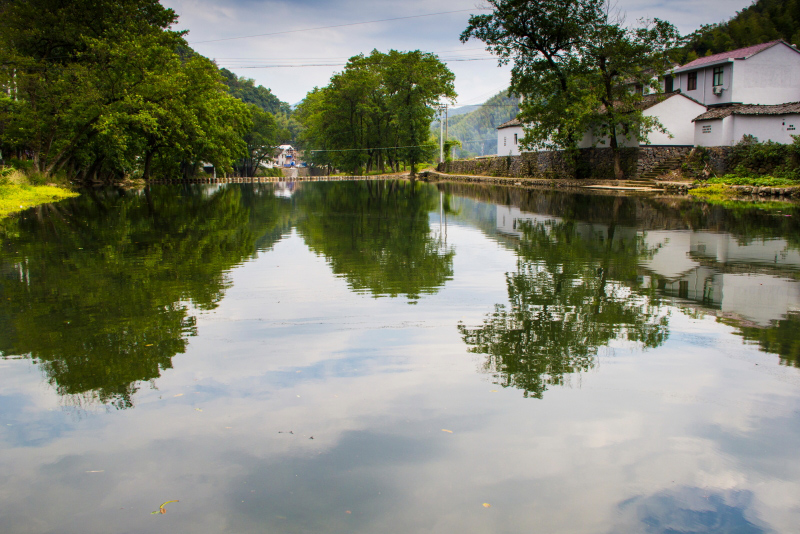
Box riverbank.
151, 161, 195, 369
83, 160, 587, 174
0, 183, 79, 219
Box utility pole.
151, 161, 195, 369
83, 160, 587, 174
438, 105, 445, 163
445, 104, 449, 160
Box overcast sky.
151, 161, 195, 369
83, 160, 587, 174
162, 0, 755, 107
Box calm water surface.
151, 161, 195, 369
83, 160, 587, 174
1, 181, 799, 533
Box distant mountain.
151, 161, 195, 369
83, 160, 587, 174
433, 91, 520, 158
676, 0, 800, 64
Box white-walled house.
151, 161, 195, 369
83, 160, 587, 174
578, 92, 707, 148
670, 40, 800, 107
502, 92, 706, 152
494, 40, 800, 154
694, 102, 800, 146
497, 118, 524, 156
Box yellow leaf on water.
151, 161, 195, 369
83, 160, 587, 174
441, 429, 453, 433
195, 408, 203, 412
151, 500, 179, 515
483, 503, 491, 508
173, 393, 183, 397
145, 344, 153, 347
490, 390, 498, 393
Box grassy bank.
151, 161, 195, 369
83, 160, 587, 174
0, 168, 78, 219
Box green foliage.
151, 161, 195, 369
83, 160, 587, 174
675, 0, 800, 63
0, 184, 292, 408
0, 0, 252, 181
459, 217, 668, 398
295, 181, 454, 300
723, 135, 800, 180
705, 175, 800, 187
461, 0, 680, 178
296, 50, 456, 175
0, 183, 78, 217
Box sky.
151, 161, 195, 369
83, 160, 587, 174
162, 0, 756, 107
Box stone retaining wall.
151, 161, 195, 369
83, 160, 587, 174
439, 146, 706, 180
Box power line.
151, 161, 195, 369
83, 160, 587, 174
228, 58, 497, 69
190, 9, 486, 44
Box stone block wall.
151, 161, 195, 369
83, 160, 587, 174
636, 146, 693, 175
439, 146, 717, 180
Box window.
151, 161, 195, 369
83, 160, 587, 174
504, 136, 506, 146
514, 133, 518, 144
702, 125, 712, 134
713, 66, 724, 87
687, 71, 697, 91
788, 124, 797, 131
664, 75, 674, 93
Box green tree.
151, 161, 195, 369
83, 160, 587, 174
0, 0, 251, 181
234, 105, 281, 178
296, 50, 455, 175
461, 0, 680, 178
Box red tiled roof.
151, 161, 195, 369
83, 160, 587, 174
677, 40, 783, 70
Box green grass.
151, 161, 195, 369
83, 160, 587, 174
0, 183, 78, 219
701, 174, 800, 187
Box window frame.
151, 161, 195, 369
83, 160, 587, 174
712, 66, 724, 87
687, 71, 697, 91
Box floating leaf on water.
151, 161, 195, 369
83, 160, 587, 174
151, 500, 179, 515
483, 503, 491, 508
345, 510, 352, 514
490, 390, 498, 393
173, 393, 183, 397
195, 408, 202, 412
145, 344, 153, 347
441, 429, 453, 433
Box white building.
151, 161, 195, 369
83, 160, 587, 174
693, 102, 800, 146
276, 144, 296, 167
578, 92, 707, 148
670, 40, 800, 107
497, 118, 524, 156
495, 40, 800, 154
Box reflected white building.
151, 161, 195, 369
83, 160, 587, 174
498, 205, 800, 327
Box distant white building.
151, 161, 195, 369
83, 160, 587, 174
497, 118, 524, 156
276, 144, 296, 167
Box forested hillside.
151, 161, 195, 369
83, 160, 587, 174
219, 69, 300, 145
677, 0, 800, 64
434, 91, 520, 158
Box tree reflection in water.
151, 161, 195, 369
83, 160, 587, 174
460, 218, 670, 398
296, 180, 454, 302
0, 185, 291, 409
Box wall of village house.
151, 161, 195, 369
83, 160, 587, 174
694, 118, 727, 146
644, 97, 706, 146
676, 63, 733, 106
731, 44, 800, 105
497, 126, 524, 156
733, 114, 800, 144
696, 114, 800, 146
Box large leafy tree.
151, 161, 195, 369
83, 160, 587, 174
296, 50, 455, 175
461, 0, 680, 178
0, 0, 250, 181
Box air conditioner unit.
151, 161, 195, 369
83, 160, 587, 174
712, 86, 725, 95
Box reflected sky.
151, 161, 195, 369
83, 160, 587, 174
1, 182, 800, 533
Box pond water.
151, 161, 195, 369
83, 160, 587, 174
1, 180, 800, 533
